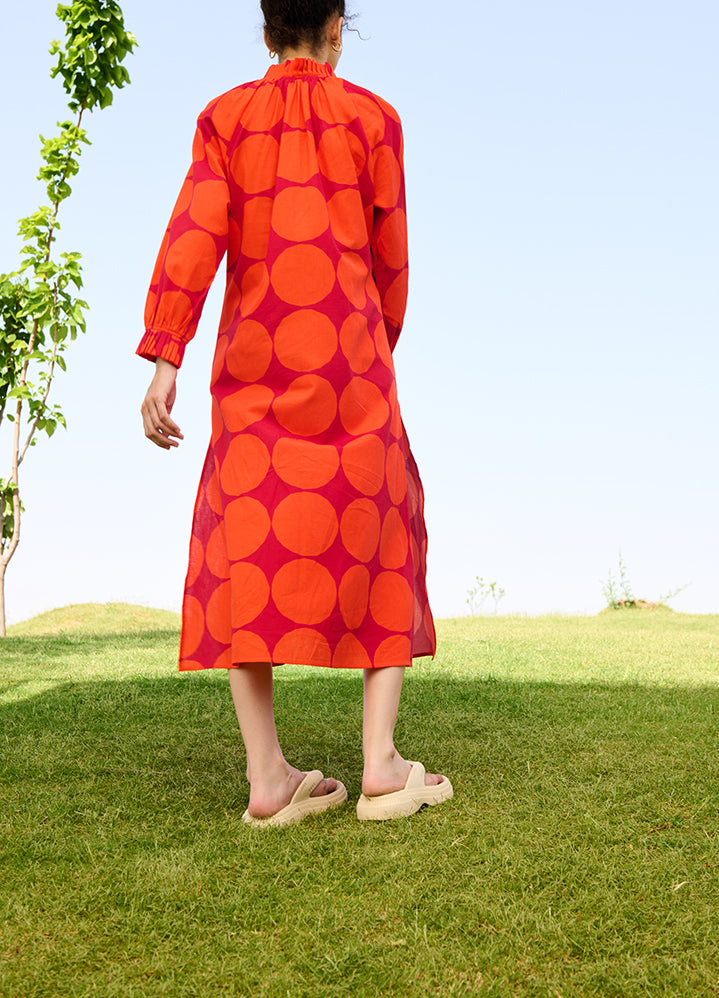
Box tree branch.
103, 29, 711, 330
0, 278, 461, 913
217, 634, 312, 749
18, 337, 60, 466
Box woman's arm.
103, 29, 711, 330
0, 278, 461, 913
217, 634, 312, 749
141, 358, 184, 450
136, 108, 230, 369
137, 106, 230, 448
370, 114, 409, 353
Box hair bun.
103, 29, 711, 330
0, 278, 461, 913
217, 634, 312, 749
261, 0, 346, 54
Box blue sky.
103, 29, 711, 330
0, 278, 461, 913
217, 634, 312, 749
1, 0, 717, 624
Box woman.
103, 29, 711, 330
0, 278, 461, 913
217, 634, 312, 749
139, 0, 452, 825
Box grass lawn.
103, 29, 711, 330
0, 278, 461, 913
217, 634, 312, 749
2, 604, 719, 997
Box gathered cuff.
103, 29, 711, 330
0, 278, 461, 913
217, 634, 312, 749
136, 329, 186, 368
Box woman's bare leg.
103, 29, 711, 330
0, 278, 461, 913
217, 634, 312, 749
361, 665, 443, 796
228, 663, 337, 818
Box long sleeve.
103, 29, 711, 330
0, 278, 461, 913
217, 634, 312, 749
370, 116, 408, 353
136, 108, 230, 367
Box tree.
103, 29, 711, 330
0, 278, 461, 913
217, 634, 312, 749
0, 1, 136, 635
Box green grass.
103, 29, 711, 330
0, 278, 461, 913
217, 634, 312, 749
2, 604, 719, 997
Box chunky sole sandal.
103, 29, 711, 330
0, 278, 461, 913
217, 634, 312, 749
356, 761, 453, 821
242, 770, 348, 828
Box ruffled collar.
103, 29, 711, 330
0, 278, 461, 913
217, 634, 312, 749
264, 58, 335, 81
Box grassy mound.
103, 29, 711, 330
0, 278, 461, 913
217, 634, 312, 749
8, 602, 180, 637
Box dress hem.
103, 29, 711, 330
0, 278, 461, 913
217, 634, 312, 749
178, 650, 435, 672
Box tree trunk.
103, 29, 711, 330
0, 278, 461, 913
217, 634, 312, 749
0, 403, 23, 638
0, 560, 6, 637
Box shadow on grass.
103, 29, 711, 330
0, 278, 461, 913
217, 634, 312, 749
2, 667, 718, 812
4, 630, 719, 998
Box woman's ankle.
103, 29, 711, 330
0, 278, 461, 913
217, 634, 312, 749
246, 755, 291, 791
361, 749, 410, 796
246, 763, 300, 817
362, 743, 398, 772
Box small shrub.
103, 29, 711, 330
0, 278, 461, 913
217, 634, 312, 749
466, 577, 505, 616
602, 553, 690, 610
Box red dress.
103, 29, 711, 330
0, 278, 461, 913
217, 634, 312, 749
137, 58, 436, 670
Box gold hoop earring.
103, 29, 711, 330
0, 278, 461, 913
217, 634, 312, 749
268, 49, 276, 59
332, 43, 342, 52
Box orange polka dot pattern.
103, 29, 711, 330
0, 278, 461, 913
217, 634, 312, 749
137, 59, 436, 670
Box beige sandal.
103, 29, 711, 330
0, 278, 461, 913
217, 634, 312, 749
242, 770, 347, 828
356, 761, 453, 821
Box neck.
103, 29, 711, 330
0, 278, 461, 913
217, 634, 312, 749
278, 38, 340, 71
280, 46, 328, 64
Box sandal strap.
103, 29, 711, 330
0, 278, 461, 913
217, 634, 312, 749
291, 770, 324, 803
404, 761, 426, 790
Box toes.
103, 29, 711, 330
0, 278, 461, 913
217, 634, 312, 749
310, 777, 338, 798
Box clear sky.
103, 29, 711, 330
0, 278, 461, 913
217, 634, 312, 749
1, 0, 717, 625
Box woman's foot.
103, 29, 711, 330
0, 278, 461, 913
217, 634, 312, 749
357, 759, 453, 821
361, 749, 445, 798
247, 763, 340, 819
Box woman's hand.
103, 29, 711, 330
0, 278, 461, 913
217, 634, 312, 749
141, 358, 184, 450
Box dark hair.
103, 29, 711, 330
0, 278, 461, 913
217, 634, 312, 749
261, 0, 347, 55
